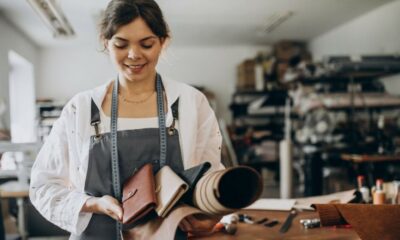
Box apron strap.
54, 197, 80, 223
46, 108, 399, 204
90, 99, 101, 139
171, 98, 179, 120
90, 99, 101, 125
167, 98, 179, 136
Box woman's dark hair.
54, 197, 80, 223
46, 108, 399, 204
99, 0, 170, 41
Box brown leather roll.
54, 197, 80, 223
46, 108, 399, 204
193, 166, 263, 215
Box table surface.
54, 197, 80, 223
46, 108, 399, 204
0, 181, 361, 240
195, 210, 360, 240
0, 180, 29, 198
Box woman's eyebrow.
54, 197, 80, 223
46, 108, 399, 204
140, 36, 157, 42
113, 37, 128, 42
113, 36, 157, 42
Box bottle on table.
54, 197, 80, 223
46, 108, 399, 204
373, 179, 386, 205
357, 175, 371, 203
393, 181, 400, 204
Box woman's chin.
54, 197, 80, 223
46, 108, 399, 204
123, 73, 145, 82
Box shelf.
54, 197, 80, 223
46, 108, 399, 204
36, 101, 65, 141
299, 60, 400, 84
341, 154, 400, 163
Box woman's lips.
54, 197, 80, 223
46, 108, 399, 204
125, 63, 146, 74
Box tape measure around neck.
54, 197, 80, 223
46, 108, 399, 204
110, 74, 167, 239
156, 73, 167, 167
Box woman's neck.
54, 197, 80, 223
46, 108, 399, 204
118, 72, 156, 95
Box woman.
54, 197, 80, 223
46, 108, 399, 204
29, 0, 223, 239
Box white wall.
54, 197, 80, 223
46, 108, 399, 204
158, 45, 270, 121
38, 44, 269, 122
0, 15, 39, 129
309, 0, 400, 94
37, 45, 114, 100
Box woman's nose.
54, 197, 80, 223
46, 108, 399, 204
128, 47, 141, 60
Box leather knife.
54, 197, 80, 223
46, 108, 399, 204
279, 209, 297, 233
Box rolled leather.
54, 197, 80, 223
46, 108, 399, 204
192, 166, 263, 215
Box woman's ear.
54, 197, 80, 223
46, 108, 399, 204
102, 38, 110, 52
160, 37, 170, 50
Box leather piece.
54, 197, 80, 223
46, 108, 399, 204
314, 204, 400, 240
178, 162, 211, 204
122, 204, 204, 240
193, 166, 263, 215
122, 163, 157, 225
155, 166, 188, 217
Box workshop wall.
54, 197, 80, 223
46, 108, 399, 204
37, 44, 269, 122
309, 0, 400, 94
0, 14, 39, 129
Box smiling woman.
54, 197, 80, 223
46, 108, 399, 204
28, 0, 223, 240
99, 0, 169, 85
106, 18, 165, 87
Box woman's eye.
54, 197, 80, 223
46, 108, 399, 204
142, 45, 153, 49
114, 44, 127, 49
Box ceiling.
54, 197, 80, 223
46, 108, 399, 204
0, 0, 394, 48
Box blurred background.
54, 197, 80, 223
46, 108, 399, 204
0, 0, 400, 239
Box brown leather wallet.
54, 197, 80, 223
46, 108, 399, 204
122, 163, 157, 225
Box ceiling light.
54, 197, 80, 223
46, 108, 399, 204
26, 0, 75, 38
265, 11, 294, 33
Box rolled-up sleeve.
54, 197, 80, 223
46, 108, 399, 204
29, 104, 93, 235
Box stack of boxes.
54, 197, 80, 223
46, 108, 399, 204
273, 40, 307, 82
237, 59, 256, 91
236, 41, 308, 91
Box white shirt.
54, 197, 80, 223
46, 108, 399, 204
29, 77, 223, 236
99, 109, 160, 132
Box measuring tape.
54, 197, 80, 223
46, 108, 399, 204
156, 74, 167, 167
110, 74, 167, 239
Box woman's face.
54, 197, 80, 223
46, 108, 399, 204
106, 17, 165, 83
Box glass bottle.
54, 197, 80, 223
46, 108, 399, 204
373, 179, 386, 205
357, 175, 371, 203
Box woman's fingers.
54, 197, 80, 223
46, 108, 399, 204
111, 202, 123, 220
99, 195, 123, 221
106, 208, 120, 221
107, 204, 123, 221
179, 219, 191, 232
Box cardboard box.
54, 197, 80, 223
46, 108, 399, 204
274, 40, 306, 62
237, 59, 256, 90
277, 62, 289, 82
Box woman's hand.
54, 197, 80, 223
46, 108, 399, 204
179, 214, 221, 237
81, 195, 123, 221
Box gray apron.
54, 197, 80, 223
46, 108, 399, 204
80, 74, 185, 239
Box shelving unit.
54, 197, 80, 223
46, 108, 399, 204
36, 101, 65, 141
293, 56, 400, 196
229, 90, 291, 170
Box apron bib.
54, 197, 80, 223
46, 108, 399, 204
80, 74, 184, 239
